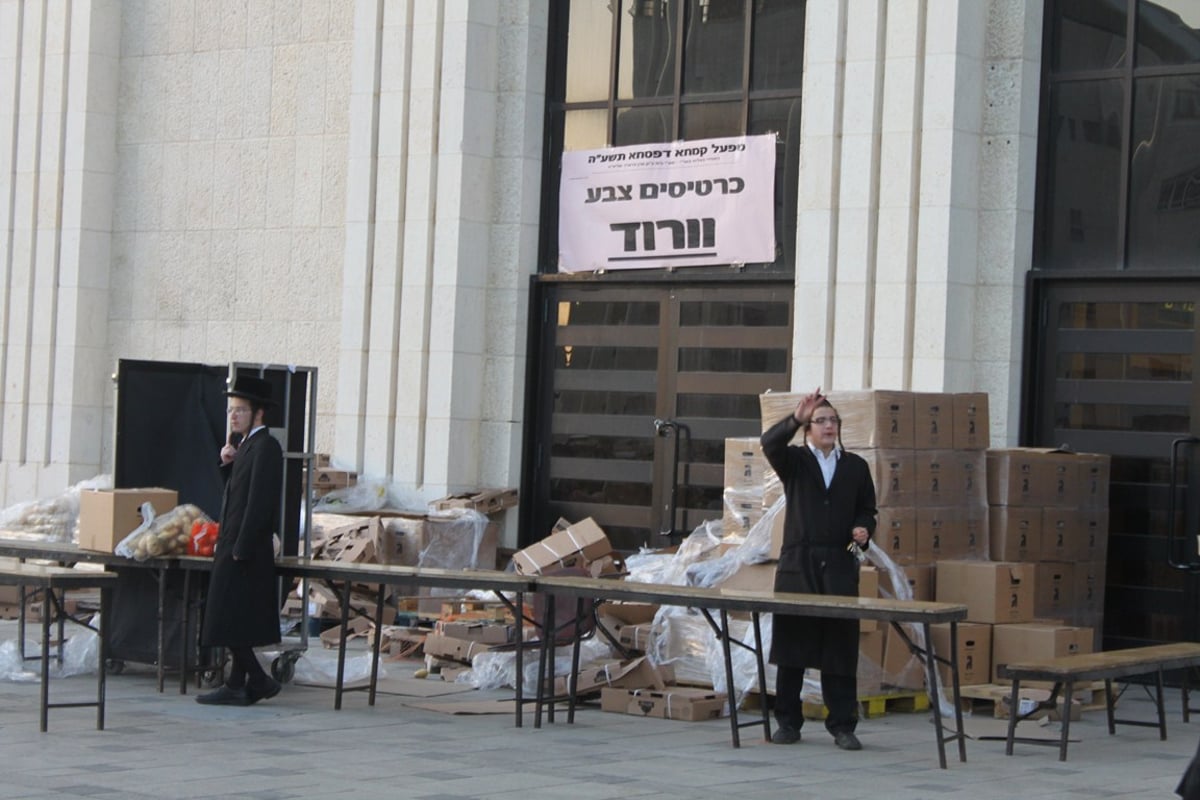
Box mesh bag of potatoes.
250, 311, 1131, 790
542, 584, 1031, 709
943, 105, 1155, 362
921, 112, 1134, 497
116, 504, 211, 561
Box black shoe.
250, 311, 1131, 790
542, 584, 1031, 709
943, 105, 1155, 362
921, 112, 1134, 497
246, 677, 281, 705
771, 725, 801, 744
834, 731, 862, 751
196, 685, 250, 706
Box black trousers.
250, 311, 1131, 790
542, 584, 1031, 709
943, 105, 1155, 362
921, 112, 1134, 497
774, 665, 858, 735
226, 646, 269, 690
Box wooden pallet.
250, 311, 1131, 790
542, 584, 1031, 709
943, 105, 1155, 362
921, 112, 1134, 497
958, 681, 1111, 719
803, 690, 929, 720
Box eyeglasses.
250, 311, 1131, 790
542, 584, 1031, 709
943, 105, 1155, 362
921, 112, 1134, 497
227, 408, 250, 417
811, 416, 840, 426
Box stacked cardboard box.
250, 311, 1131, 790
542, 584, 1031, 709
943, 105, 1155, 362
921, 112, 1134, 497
986, 447, 1110, 646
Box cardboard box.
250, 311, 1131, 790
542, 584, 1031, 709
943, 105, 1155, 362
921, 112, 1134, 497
308, 468, 357, 491
917, 506, 966, 563
834, 390, 915, 450
992, 623, 1094, 685
882, 623, 927, 689
930, 621, 992, 686
722, 489, 764, 536
78, 488, 179, 553
724, 437, 766, 490
555, 656, 673, 697
913, 393, 954, 449
768, 507, 785, 560
615, 622, 657, 652
953, 450, 988, 505
423, 632, 494, 664
1079, 509, 1109, 562
598, 601, 659, 626
914, 450, 962, 506
953, 393, 990, 450
430, 488, 518, 515
1043, 452, 1082, 508
986, 449, 1045, 507
876, 507, 917, 565
600, 686, 727, 721
859, 628, 885, 694
1079, 453, 1111, 510
511, 517, 612, 575
1041, 508, 1083, 562
866, 449, 916, 507
859, 566, 880, 632
962, 503, 990, 560
434, 620, 513, 645
936, 560, 1034, 624
988, 506, 1042, 562
717, 562, 777, 593
1074, 561, 1106, 614
1034, 562, 1075, 619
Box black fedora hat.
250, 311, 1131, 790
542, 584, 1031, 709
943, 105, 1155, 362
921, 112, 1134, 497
225, 375, 276, 406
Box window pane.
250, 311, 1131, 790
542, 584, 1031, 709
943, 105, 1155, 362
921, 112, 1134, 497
618, 0, 678, 100
682, 0, 746, 96
1055, 402, 1189, 431
750, 98, 802, 267
614, 105, 672, 145
752, 0, 805, 90
559, 300, 660, 325
565, 0, 614, 102
1050, 0, 1128, 72
1040, 80, 1124, 269
1136, 0, 1200, 67
679, 300, 790, 326
564, 109, 610, 150
678, 347, 788, 372
1128, 75, 1200, 271
680, 101, 743, 139
1056, 300, 1195, 329
1057, 352, 1192, 380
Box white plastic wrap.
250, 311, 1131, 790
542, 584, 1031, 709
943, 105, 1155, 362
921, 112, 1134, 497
311, 479, 391, 513
462, 637, 613, 693
0, 615, 101, 681
0, 474, 112, 542
282, 647, 385, 688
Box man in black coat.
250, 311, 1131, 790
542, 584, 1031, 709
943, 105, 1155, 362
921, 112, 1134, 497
761, 388, 877, 750
196, 375, 284, 706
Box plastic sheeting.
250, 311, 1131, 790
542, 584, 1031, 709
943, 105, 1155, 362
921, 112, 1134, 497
0, 474, 113, 543
0, 616, 101, 681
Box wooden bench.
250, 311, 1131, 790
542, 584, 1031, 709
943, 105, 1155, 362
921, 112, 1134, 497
0, 563, 118, 731
999, 642, 1200, 761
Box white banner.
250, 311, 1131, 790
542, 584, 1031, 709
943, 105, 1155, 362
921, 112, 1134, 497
558, 134, 777, 272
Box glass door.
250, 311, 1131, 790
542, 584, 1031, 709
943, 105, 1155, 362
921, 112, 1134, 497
1031, 280, 1200, 646
527, 281, 793, 552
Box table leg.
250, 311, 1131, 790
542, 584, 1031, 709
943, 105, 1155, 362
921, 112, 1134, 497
98, 584, 109, 730
334, 579, 351, 710
1105, 678, 1115, 733
156, 566, 166, 693
1005, 679, 1020, 756
368, 583, 385, 707
179, 568, 191, 695
534, 594, 554, 729
719, 609, 740, 749
921, 622, 948, 769
566, 597, 584, 725
514, 591, 524, 729
751, 613, 770, 742
40, 590, 51, 732
1156, 667, 1167, 741
1059, 679, 1074, 761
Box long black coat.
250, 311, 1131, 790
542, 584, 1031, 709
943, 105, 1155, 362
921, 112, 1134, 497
761, 413, 877, 675
201, 427, 283, 649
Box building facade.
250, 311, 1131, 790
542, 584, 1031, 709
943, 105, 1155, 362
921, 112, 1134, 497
2, 1, 1197, 643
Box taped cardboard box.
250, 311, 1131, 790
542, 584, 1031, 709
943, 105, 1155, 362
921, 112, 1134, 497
423, 632, 494, 664
78, 488, 179, 553
600, 686, 727, 721
511, 517, 613, 575
937, 560, 1034, 625
553, 656, 674, 696
760, 390, 915, 450
430, 488, 518, 515
434, 620, 513, 645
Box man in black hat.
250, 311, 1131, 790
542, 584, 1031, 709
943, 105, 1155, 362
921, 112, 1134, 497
196, 375, 284, 706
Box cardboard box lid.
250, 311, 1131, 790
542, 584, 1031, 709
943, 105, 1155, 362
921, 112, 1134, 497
511, 517, 612, 575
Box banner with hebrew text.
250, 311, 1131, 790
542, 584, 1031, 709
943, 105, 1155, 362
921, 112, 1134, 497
558, 134, 777, 272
